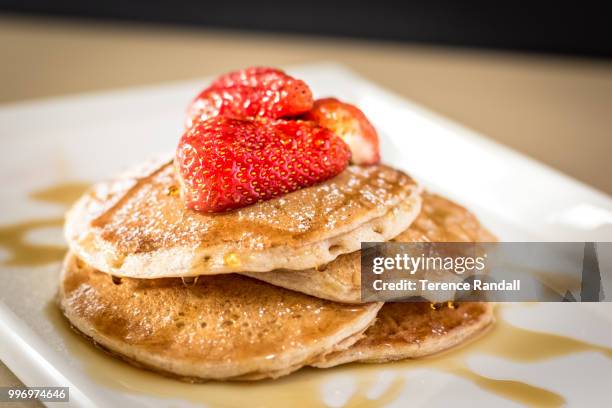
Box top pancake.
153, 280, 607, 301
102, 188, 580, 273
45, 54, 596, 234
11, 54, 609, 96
65, 155, 421, 278
245, 193, 497, 303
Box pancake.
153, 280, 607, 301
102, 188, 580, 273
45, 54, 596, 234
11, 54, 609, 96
244, 193, 497, 303
59, 252, 382, 381
65, 155, 422, 278
312, 302, 494, 368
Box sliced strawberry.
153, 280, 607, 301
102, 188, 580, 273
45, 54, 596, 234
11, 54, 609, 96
186, 67, 313, 128
303, 98, 380, 165
209, 66, 286, 88
176, 116, 351, 212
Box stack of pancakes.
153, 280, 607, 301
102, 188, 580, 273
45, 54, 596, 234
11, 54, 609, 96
60, 155, 496, 381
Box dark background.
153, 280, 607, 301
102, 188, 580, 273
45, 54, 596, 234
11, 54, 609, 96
1, 0, 610, 58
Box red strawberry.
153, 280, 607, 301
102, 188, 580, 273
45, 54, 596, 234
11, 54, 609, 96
186, 67, 313, 128
209, 66, 286, 88
303, 98, 380, 165
176, 116, 351, 212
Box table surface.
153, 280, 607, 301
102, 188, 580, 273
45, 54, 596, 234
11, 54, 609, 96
1, 13, 611, 406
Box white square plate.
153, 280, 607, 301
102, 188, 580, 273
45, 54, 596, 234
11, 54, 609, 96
1, 63, 611, 407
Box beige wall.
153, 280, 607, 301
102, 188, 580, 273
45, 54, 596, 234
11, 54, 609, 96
1, 14, 612, 195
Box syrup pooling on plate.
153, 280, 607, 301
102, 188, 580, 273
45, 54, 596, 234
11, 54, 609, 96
48, 302, 612, 408
0, 218, 66, 266
0, 182, 89, 267
29, 182, 92, 207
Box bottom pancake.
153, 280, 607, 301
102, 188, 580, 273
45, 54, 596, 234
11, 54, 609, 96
313, 302, 494, 368
59, 252, 382, 381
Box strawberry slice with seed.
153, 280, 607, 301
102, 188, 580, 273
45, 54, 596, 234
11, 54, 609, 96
303, 98, 380, 165
186, 67, 313, 128
176, 116, 351, 212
